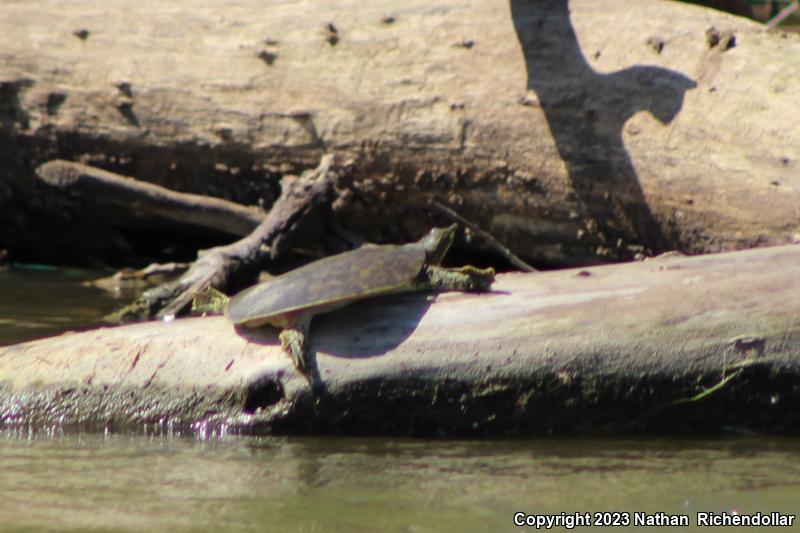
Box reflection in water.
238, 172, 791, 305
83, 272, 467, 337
1, 431, 798, 532
0, 266, 127, 346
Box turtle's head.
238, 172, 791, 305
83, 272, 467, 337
419, 224, 457, 265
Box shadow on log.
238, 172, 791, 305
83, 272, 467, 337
1, 244, 798, 436
4, 1, 800, 267
511, 0, 697, 255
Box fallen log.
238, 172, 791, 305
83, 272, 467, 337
3, 0, 800, 266
2, 244, 798, 436
36, 160, 266, 237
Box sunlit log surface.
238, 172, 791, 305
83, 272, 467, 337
1, 244, 798, 436
2, 1, 800, 265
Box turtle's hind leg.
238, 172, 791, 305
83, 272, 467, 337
279, 316, 313, 379
422, 265, 495, 292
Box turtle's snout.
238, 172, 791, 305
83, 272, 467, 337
421, 224, 457, 265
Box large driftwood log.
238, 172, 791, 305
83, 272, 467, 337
2, 1, 800, 265
1, 244, 798, 435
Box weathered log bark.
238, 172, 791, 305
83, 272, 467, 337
2, 0, 800, 266
2, 244, 798, 435
36, 160, 266, 237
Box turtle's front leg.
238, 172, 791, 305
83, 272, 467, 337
422, 265, 495, 292
279, 316, 313, 379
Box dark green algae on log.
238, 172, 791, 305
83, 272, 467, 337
2, 245, 800, 435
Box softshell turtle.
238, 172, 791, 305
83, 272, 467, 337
193, 224, 494, 379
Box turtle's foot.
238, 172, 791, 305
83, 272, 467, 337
423, 265, 495, 292
279, 319, 313, 380
191, 287, 230, 314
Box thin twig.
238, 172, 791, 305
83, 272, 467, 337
768, 1, 798, 30
428, 199, 537, 272
668, 356, 763, 406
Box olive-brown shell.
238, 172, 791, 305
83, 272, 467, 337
227, 243, 426, 326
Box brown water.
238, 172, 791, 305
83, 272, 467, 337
1, 268, 799, 532
0, 265, 125, 346
1, 431, 799, 532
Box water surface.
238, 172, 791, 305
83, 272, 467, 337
1, 431, 799, 532
0, 265, 130, 346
